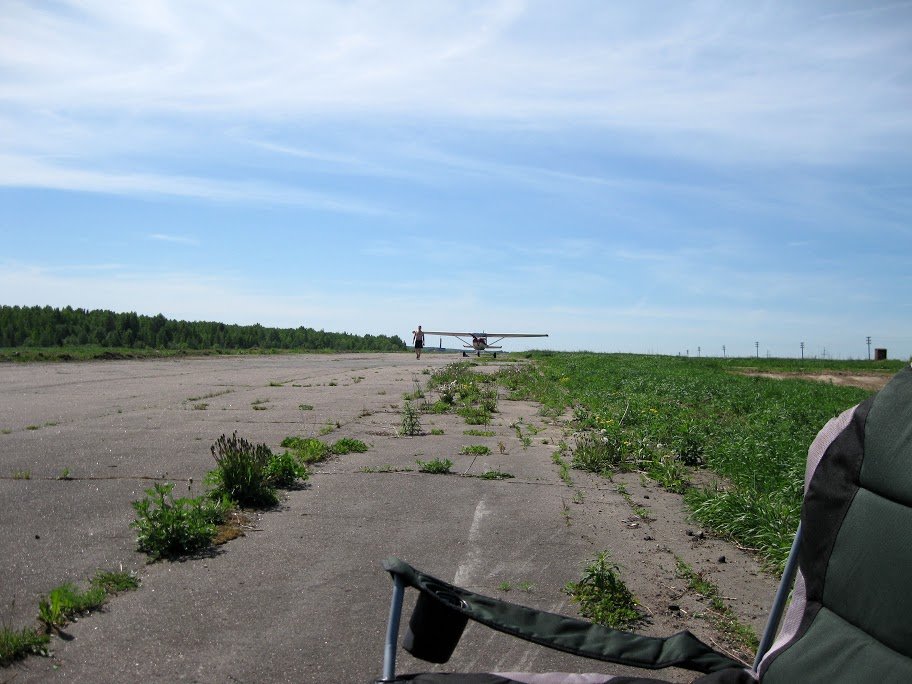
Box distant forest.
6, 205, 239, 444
0, 305, 406, 352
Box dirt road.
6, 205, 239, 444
0, 354, 778, 682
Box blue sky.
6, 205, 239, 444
2, 1, 911, 358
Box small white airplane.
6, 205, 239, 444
422, 330, 548, 357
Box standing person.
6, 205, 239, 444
412, 326, 425, 359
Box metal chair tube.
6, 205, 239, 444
379, 574, 406, 682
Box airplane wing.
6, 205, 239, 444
478, 333, 548, 338
422, 331, 548, 338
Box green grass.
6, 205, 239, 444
502, 353, 882, 572
464, 429, 496, 437
460, 444, 491, 455
0, 626, 49, 665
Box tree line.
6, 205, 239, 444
0, 305, 406, 352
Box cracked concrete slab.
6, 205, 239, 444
0, 354, 779, 683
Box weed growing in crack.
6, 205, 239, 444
477, 469, 514, 480
263, 450, 309, 488
281, 436, 330, 464
208, 432, 280, 507
552, 448, 573, 487
360, 465, 414, 473
674, 556, 758, 652
331, 438, 369, 454
131, 482, 225, 560
38, 583, 107, 630
0, 625, 49, 665
499, 581, 534, 593
400, 401, 422, 436
416, 458, 453, 474
91, 569, 140, 594
565, 552, 642, 630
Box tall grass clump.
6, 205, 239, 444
571, 429, 627, 474
209, 432, 277, 506
207, 431, 310, 507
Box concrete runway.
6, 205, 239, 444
0, 353, 776, 683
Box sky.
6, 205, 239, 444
2, 1, 911, 359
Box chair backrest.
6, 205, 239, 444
758, 365, 912, 682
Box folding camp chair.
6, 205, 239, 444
375, 365, 912, 683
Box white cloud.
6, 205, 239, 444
0, 153, 391, 214
1, 1, 910, 166
147, 233, 199, 246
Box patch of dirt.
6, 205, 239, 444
737, 370, 892, 392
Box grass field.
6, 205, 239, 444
501, 353, 904, 572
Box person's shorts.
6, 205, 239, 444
415, 341, 424, 348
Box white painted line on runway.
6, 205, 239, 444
453, 495, 490, 587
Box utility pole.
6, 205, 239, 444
755, 341, 759, 358
866, 336, 872, 360
697, 346, 701, 358
800, 341, 805, 360
722, 344, 726, 358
